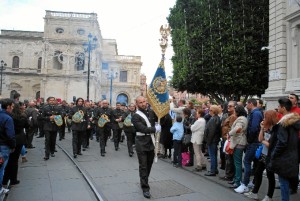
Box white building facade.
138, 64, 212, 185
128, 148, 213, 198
0, 10, 142, 105
263, 1, 300, 109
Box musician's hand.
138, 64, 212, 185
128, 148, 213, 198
50, 115, 54, 121
87, 125, 91, 129
155, 124, 161, 132
89, 118, 93, 121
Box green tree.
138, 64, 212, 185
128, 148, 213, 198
168, 0, 269, 103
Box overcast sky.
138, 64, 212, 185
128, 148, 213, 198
0, 0, 176, 84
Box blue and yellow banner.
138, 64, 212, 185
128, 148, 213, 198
146, 59, 170, 119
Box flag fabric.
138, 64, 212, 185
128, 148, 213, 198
146, 59, 170, 119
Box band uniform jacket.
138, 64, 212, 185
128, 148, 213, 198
131, 109, 157, 152
93, 107, 113, 128
41, 104, 62, 132
112, 108, 126, 129
69, 106, 89, 131
86, 107, 94, 130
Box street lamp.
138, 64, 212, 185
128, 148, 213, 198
107, 70, 118, 105
83, 33, 97, 101
0, 60, 7, 96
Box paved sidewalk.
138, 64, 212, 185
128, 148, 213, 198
5, 131, 300, 201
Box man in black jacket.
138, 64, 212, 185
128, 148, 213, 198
131, 96, 160, 199
41, 97, 62, 160
94, 100, 113, 156
112, 102, 126, 151
68, 98, 89, 158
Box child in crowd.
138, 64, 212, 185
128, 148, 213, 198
170, 116, 184, 167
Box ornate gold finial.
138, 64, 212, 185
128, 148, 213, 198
159, 24, 171, 57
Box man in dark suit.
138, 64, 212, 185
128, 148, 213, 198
131, 96, 160, 199
41, 97, 61, 160
94, 100, 113, 156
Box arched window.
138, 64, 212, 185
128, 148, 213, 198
10, 90, 18, 99
12, 56, 19, 71
36, 91, 40, 99
53, 51, 63, 70
38, 57, 42, 73
116, 93, 128, 106
75, 52, 85, 71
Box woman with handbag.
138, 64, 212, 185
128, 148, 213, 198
191, 109, 207, 171
244, 110, 277, 201
228, 105, 248, 188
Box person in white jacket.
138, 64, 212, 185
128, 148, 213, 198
191, 109, 207, 171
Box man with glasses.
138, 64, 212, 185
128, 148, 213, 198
220, 101, 237, 182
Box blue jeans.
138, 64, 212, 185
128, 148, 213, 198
208, 143, 218, 173
243, 143, 259, 185
278, 176, 290, 201
0, 145, 11, 189
21, 145, 26, 156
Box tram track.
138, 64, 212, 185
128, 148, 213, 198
56, 142, 107, 201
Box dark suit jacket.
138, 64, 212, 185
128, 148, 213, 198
132, 109, 157, 152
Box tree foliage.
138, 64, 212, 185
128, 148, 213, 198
167, 0, 269, 103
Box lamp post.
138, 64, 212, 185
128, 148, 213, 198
84, 33, 97, 101
0, 60, 7, 96
107, 70, 118, 105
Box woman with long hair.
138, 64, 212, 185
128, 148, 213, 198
244, 110, 277, 201
3, 102, 28, 185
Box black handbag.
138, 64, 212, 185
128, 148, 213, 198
182, 134, 192, 145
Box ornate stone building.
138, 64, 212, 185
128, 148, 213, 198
263, 1, 300, 109
0, 10, 142, 105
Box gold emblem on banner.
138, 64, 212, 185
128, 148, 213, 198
97, 114, 110, 128
72, 110, 84, 123
53, 115, 63, 126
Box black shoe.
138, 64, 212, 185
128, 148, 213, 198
220, 166, 225, 170
129, 153, 133, 157
77, 153, 82, 155
143, 191, 151, 199
219, 176, 232, 181
290, 189, 297, 195
115, 147, 119, 151
27, 146, 35, 149
228, 180, 235, 185
54, 150, 57, 152
185, 163, 193, 167
44, 156, 49, 160
73, 154, 77, 158
101, 153, 105, 157
10, 180, 20, 185
51, 153, 55, 157
204, 172, 216, 176
275, 185, 280, 189
229, 184, 239, 188
59, 138, 62, 141
82, 148, 86, 151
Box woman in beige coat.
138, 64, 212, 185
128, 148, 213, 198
228, 105, 248, 188
191, 109, 207, 171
